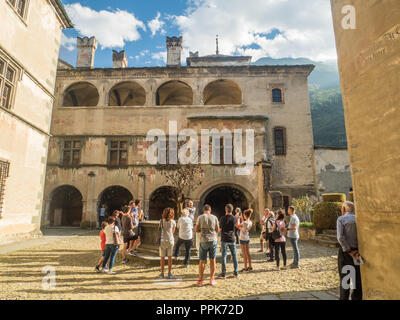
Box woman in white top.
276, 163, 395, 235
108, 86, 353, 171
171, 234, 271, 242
173, 209, 194, 267
101, 217, 121, 275
236, 209, 253, 272
159, 208, 176, 279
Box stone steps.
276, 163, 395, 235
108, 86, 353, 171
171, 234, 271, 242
311, 238, 340, 248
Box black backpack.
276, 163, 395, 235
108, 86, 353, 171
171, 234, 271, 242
271, 221, 281, 240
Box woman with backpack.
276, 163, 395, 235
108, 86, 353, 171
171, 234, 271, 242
271, 210, 287, 270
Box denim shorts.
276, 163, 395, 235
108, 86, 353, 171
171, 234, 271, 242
240, 240, 250, 245
199, 241, 218, 261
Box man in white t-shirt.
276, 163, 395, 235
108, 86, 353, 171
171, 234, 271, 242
286, 206, 300, 268
173, 209, 193, 267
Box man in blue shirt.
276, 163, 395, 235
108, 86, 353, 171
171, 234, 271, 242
337, 201, 363, 300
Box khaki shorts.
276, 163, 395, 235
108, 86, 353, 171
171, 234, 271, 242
260, 226, 266, 240
159, 241, 174, 257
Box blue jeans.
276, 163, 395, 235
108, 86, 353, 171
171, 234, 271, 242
221, 242, 238, 275
173, 238, 193, 266
102, 244, 119, 270
199, 241, 217, 261
289, 237, 300, 266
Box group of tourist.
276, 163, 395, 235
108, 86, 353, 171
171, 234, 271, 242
258, 206, 301, 270
95, 200, 144, 274
94, 197, 361, 299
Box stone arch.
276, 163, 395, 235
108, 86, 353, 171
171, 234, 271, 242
49, 185, 83, 226
199, 183, 254, 219
156, 80, 193, 106
62, 81, 99, 107
108, 81, 146, 106
148, 186, 178, 220
98, 185, 133, 216
203, 79, 242, 105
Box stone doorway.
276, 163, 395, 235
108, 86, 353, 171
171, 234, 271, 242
202, 185, 249, 219
99, 186, 133, 216
49, 185, 83, 227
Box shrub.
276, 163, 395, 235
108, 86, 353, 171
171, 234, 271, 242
322, 193, 346, 203
300, 222, 313, 228
312, 201, 342, 231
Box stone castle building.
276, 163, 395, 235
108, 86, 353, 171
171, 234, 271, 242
43, 35, 318, 228
0, 0, 72, 243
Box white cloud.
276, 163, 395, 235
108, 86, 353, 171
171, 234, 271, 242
152, 51, 167, 63
148, 12, 166, 37
172, 0, 337, 62
61, 33, 76, 51
65, 3, 146, 49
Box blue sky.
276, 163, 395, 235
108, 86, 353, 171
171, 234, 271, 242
59, 0, 337, 68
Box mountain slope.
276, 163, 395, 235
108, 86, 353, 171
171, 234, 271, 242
253, 57, 347, 147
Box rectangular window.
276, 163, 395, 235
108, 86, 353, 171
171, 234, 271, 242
0, 54, 18, 110
274, 128, 286, 156
109, 140, 128, 166
62, 140, 81, 166
0, 160, 10, 218
7, 0, 28, 19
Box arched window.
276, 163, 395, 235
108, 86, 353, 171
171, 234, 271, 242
203, 79, 242, 105
62, 82, 99, 107
108, 81, 146, 106
272, 88, 283, 103
156, 81, 193, 106
274, 127, 286, 156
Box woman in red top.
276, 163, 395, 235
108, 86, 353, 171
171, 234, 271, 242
95, 221, 108, 272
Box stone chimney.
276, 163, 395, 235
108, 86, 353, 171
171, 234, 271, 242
112, 50, 128, 68
166, 36, 183, 67
76, 36, 98, 68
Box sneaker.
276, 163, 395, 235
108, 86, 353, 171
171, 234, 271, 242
210, 279, 217, 286
233, 273, 238, 278
239, 268, 248, 273
290, 264, 299, 269
267, 259, 274, 262
108, 270, 117, 275
159, 273, 165, 279
266, 252, 270, 257
196, 280, 203, 287
247, 267, 253, 272
167, 273, 175, 279
122, 258, 129, 264
183, 264, 189, 268
218, 273, 226, 279
102, 267, 109, 273
95, 266, 100, 272
129, 251, 137, 257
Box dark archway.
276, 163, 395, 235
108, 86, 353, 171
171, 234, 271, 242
148, 186, 178, 220
203, 185, 249, 219
156, 81, 193, 106
99, 186, 133, 216
49, 185, 83, 226
203, 79, 242, 105
62, 82, 99, 107
108, 81, 146, 106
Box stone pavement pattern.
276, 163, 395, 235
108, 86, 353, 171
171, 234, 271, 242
0, 228, 339, 300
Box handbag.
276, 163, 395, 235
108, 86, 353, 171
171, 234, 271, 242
113, 226, 123, 245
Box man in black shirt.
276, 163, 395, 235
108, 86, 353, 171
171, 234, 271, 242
218, 204, 239, 278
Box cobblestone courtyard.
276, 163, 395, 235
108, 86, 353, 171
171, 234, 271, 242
0, 228, 340, 300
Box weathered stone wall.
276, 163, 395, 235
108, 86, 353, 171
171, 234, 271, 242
314, 147, 352, 199
0, 0, 69, 243
331, 0, 400, 299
